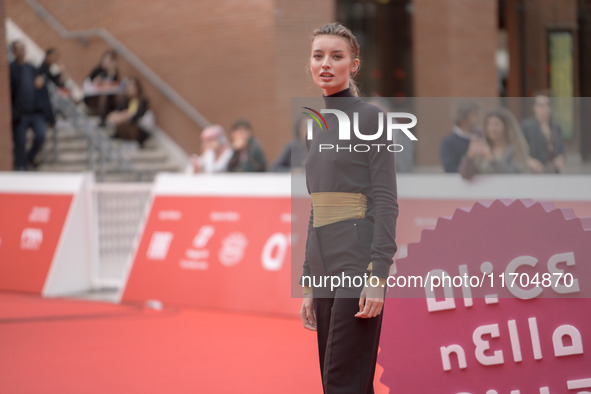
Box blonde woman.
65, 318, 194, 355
299, 22, 398, 393
460, 108, 531, 180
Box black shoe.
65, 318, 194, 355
138, 129, 150, 148
27, 157, 40, 170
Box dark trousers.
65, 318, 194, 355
308, 218, 383, 393
12, 114, 46, 170
315, 292, 384, 394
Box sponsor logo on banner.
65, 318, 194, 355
179, 260, 208, 270
185, 249, 210, 260
192, 225, 215, 248
157, 210, 182, 221
261, 232, 290, 271
180, 226, 215, 271
210, 211, 240, 222
219, 232, 248, 267
146, 232, 173, 260
28, 207, 51, 223
20, 228, 43, 250
121, 194, 297, 314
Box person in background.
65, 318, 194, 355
440, 100, 481, 173
459, 108, 530, 180
521, 91, 566, 173
272, 116, 307, 172
106, 77, 150, 147
9, 40, 46, 171
37, 47, 67, 128
227, 119, 267, 172
187, 125, 233, 174
84, 50, 120, 125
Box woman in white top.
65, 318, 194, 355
187, 125, 233, 174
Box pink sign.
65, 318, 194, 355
379, 200, 591, 393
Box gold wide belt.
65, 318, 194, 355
311, 192, 367, 227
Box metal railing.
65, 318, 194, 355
89, 182, 152, 289
25, 0, 211, 129
48, 83, 136, 181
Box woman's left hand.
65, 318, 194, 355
355, 284, 384, 318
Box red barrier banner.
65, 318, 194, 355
0, 193, 73, 293
122, 195, 299, 314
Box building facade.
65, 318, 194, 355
2, 0, 589, 170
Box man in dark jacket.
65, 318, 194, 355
440, 100, 481, 173
37, 47, 66, 127
9, 40, 46, 170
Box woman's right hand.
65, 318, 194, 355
468, 137, 491, 161
300, 297, 317, 331
466, 137, 483, 159
190, 155, 201, 173
527, 157, 544, 173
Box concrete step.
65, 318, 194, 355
42, 135, 161, 155
51, 150, 99, 164
132, 160, 181, 173
126, 149, 168, 163
45, 146, 168, 165
50, 127, 87, 142
42, 138, 90, 152
38, 156, 180, 174
31, 117, 183, 181
101, 172, 146, 183
38, 159, 129, 173
38, 163, 90, 173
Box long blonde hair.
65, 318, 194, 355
483, 108, 531, 172
311, 22, 361, 96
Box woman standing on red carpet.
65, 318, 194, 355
299, 22, 398, 393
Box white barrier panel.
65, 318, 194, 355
0, 172, 96, 296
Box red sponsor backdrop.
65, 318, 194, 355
122, 196, 299, 314
0, 193, 73, 293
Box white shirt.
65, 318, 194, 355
186, 148, 233, 174
453, 125, 474, 140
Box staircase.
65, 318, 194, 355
37, 117, 183, 182
6, 6, 200, 182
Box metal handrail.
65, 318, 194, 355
48, 83, 136, 181
25, 0, 210, 129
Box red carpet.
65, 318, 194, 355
0, 292, 322, 393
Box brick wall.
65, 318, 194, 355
6, 0, 335, 165
412, 0, 498, 166
272, 0, 335, 153
0, 0, 12, 170
3, 0, 581, 169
